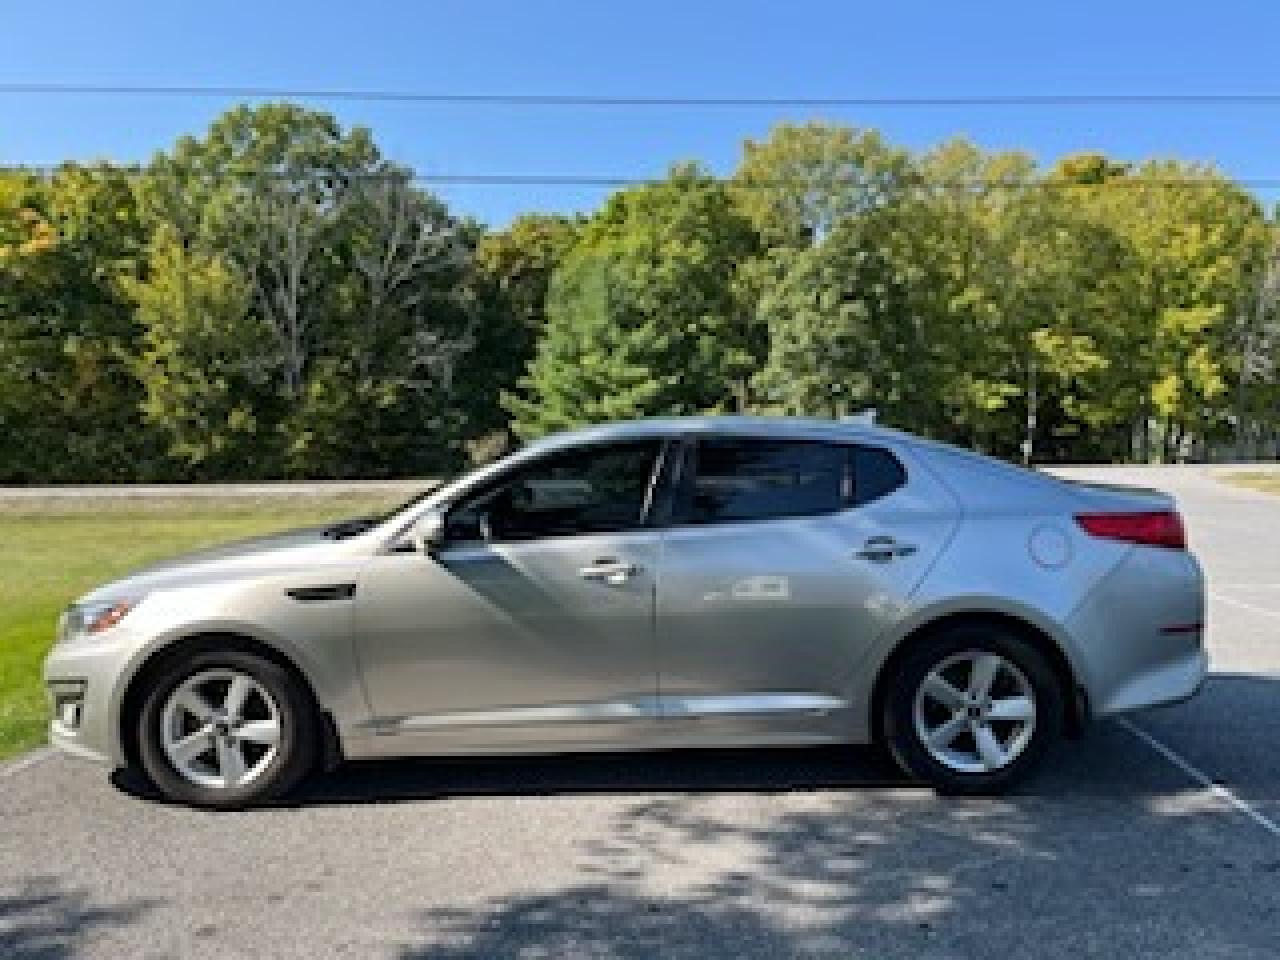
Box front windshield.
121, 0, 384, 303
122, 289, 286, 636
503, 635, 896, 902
322, 447, 513, 540
370, 488, 436, 526
320, 487, 438, 540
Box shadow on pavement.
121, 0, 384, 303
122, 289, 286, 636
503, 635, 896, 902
0, 876, 160, 960
94, 676, 1280, 959
394, 740, 1280, 959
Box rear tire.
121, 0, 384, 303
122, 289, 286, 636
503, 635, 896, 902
881, 624, 1064, 795
137, 648, 318, 810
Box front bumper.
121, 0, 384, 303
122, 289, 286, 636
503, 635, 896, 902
43, 632, 139, 767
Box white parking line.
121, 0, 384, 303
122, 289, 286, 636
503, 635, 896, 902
1117, 717, 1280, 840
1211, 590, 1280, 620
0, 747, 51, 780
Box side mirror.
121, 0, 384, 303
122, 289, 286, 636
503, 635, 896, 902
410, 509, 446, 554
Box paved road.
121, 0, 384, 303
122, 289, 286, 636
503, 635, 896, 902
3, 468, 1278, 959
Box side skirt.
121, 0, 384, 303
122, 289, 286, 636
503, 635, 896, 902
340, 692, 861, 760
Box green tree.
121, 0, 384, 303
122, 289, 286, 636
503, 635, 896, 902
1231, 238, 1279, 458
134, 104, 478, 478
124, 224, 264, 475
286, 174, 476, 478
1056, 158, 1271, 460
474, 214, 582, 342
845, 142, 1146, 462
874, 140, 1047, 453
4, 111, 1277, 478
506, 167, 760, 438
753, 212, 920, 421
733, 122, 913, 248
463, 214, 582, 456
0, 165, 156, 482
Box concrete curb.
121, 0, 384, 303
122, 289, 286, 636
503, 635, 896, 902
0, 481, 430, 500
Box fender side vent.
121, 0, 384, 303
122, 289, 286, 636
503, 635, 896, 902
286, 583, 357, 602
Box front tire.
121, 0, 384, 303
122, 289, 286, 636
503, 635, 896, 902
882, 624, 1064, 795
137, 648, 318, 809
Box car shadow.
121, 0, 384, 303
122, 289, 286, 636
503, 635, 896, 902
111, 743, 915, 807
303, 743, 916, 805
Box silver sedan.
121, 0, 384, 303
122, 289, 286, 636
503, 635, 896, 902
44, 417, 1207, 808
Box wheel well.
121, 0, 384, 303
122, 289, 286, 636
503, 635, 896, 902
869, 611, 1085, 743
118, 632, 332, 772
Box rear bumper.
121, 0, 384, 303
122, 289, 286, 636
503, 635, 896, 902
1092, 647, 1208, 715
1066, 546, 1208, 716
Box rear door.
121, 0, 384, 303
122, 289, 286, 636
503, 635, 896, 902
654, 433, 956, 740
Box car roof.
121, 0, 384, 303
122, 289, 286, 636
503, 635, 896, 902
524, 415, 899, 451
423, 415, 1062, 520
519, 416, 1049, 486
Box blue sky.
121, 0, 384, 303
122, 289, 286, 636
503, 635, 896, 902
3, 0, 1278, 225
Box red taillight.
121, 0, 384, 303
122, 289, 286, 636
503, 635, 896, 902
1075, 511, 1186, 549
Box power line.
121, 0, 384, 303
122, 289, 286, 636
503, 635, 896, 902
417, 173, 1280, 190
5, 83, 1280, 108
4, 164, 1280, 190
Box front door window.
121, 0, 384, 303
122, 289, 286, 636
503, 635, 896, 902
445, 440, 663, 543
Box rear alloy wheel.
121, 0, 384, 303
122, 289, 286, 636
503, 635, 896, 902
883, 625, 1063, 794
138, 648, 317, 809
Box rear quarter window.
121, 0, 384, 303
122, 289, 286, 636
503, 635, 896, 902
852, 445, 907, 506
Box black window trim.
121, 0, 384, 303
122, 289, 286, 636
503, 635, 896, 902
436, 434, 677, 547
667, 433, 905, 529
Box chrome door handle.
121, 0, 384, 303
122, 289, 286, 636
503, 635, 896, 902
855, 536, 918, 563
578, 560, 640, 585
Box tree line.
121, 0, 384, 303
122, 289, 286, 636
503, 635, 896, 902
1, 104, 1277, 483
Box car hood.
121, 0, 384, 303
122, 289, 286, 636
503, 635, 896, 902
77, 524, 369, 606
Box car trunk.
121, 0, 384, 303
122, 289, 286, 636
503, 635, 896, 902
1054, 478, 1177, 513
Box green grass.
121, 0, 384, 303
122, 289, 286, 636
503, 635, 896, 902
1220, 472, 1280, 496
0, 493, 404, 761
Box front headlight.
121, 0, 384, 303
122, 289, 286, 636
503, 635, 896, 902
61, 598, 141, 642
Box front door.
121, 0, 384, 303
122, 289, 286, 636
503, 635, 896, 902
655, 434, 954, 741
354, 438, 666, 750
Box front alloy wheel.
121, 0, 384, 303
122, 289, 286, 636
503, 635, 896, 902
137, 647, 317, 809
160, 669, 282, 790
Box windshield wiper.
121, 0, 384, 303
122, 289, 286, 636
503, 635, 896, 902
322, 516, 380, 540
321, 486, 441, 540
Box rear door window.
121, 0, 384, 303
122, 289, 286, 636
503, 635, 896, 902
676, 436, 906, 525
680, 437, 848, 524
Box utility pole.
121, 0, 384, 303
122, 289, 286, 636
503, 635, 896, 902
1022, 349, 1037, 466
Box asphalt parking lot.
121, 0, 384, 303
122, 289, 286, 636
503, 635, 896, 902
2, 467, 1278, 959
